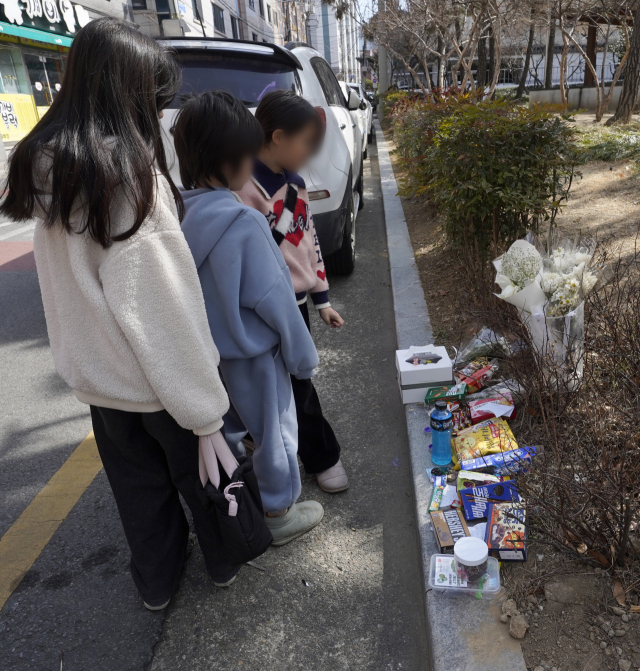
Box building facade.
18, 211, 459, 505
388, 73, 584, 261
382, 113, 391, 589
0, 0, 131, 143
133, 0, 310, 46
307, 0, 359, 81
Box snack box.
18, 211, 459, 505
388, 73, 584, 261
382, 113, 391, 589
452, 418, 518, 464
455, 358, 497, 394
485, 502, 528, 561
459, 481, 520, 521
430, 509, 470, 552
468, 392, 515, 424
396, 345, 453, 404
456, 470, 501, 495
424, 383, 467, 404
428, 554, 501, 596
459, 446, 539, 476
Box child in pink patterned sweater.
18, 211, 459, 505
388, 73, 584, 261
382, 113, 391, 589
237, 90, 349, 494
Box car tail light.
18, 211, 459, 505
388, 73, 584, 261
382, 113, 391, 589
314, 106, 326, 129
308, 190, 330, 201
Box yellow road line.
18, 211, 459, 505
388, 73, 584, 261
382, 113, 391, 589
0, 432, 102, 611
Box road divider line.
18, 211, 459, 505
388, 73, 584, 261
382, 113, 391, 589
0, 432, 102, 611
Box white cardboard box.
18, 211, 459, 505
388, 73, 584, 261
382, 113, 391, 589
396, 345, 454, 404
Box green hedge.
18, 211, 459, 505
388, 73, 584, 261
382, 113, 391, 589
392, 95, 577, 265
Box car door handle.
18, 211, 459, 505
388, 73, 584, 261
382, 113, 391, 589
340, 123, 346, 129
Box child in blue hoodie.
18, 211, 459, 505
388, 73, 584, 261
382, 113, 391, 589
174, 91, 324, 546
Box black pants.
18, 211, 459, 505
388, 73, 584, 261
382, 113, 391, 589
291, 302, 341, 474
90, 406, 239, 606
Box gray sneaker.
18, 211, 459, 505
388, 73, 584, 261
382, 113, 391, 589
265, 501, 324, 546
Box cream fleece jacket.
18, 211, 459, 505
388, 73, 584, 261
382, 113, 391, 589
33, 171, 229, 435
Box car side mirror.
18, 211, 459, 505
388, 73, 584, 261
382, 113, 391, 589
359, 100, 367, 110
348, 90, 361, 111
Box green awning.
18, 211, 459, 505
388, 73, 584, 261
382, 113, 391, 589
0, 21, 73, 47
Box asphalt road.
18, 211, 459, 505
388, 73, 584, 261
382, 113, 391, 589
0, 141, 429, 671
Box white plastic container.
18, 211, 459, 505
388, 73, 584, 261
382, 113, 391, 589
428, 554, 501, 596
395, 345, 453, 404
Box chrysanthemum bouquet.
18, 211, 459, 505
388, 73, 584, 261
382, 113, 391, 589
494, 235, 603, 388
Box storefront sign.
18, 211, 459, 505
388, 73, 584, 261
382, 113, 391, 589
0, 92, 38, 141
0, 0, 91, 38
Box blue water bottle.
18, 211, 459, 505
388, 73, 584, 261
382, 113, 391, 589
430, 400, 453, 465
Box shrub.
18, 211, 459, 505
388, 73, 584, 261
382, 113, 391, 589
393, 95, 578, 271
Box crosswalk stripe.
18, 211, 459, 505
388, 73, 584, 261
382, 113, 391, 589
0, 223, 36, 241
0, 432, 103, 611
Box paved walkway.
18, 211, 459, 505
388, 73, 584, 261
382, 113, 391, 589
0, 142, 428, 670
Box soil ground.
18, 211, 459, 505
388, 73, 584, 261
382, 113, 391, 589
384, 126, 640, 671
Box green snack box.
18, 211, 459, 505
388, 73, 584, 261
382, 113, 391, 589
425, 383, 467, 404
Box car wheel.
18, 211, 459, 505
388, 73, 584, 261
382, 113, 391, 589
363, 146, 368, 160
325, 187, 355, 276
367, 130, 373, 144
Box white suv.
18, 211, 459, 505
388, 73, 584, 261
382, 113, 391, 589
159, 38, 363, 275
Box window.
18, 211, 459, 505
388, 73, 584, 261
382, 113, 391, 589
252, 32, 258, 41
267, 5, 271, 22
212, 3, 225, 33
156, 0, 171, 24
273, 10, 277, 25
230, 15, 239, 39
258, 0, 264, 16
311, 58, 345, 107
131, 0, 147, 8
0, 48, 28, 95
168, 52, 302, 108
248, 0, 254, 9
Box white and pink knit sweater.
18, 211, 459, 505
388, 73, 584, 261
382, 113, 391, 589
237, 160, 330, 309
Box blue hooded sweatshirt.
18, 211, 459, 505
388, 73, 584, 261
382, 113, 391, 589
181, 187, 318, 379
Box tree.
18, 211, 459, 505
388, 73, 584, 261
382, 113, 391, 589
516, 10, 536, 98
607, 1, 640, 124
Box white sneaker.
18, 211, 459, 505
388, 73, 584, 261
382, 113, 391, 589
265, 501, 324, 546
144, 598, 170, 611
317, 459, 349, 493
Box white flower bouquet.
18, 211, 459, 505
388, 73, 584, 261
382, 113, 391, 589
494, 235, 603, 389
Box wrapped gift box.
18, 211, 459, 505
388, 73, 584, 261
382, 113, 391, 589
395, 345, 453, 404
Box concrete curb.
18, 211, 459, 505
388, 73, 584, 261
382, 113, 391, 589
375, 120, 528, 671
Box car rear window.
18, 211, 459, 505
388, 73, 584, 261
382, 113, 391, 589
167, 52, 302, 108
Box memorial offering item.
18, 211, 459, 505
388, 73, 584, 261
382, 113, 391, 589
424, 383, 467, 404
431, 509, 470, 552
452, 418, 518, 463
459, 481, 520, 521
468, 392, 515, 424
406, 351, 443, 365
485, 502, 528, 561
430, 401, 453, 466
396, 345, 453, 404
455, 358, 498, 393
458, 446, 539, 476
454, 537, 489, 583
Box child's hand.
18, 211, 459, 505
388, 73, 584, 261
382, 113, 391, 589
319, 307, 344, 328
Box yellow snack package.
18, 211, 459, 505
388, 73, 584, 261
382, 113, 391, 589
452, 418, 518, 464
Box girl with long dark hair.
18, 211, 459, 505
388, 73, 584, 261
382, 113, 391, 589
0, 18, 239, 608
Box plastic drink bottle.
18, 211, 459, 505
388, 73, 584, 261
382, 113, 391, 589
430, 400, 453, 465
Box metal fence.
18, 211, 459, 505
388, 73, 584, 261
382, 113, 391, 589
391, 51, 623, 91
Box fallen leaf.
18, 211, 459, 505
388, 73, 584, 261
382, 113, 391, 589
614, 579, 626, 607
588, 549, 610, 566
630, 605, 640, 613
